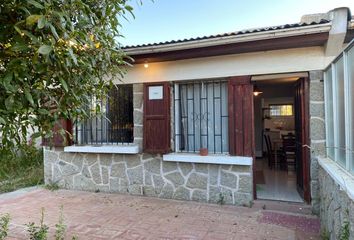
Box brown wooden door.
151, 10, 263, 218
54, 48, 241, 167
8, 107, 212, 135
294, 77, 310, 203
228, 76, 254, 157
143, 82, 171, 154
228, 76, 255, 198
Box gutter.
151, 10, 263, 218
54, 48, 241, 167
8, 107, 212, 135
124, 23, 332, 55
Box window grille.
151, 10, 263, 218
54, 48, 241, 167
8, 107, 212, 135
174, 80, 228, 154
74, 84, 134, 145
269, 104, 293, 116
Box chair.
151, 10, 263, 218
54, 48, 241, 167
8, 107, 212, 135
264, 134, 273, 168
281, 134, 296, 171
264, 134, 284, 169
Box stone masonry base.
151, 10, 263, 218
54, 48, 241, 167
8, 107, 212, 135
319, 166, 354, 239
44, 148, 253, 206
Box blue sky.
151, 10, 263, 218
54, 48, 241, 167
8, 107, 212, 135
119, 0, 354, 46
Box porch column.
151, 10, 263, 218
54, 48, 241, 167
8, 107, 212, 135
133, 84, 144, 152
309, 70, 326, 214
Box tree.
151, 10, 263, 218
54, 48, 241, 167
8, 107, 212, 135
0, 0, 134, 152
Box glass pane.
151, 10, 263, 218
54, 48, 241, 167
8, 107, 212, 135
348, 46, 354, 173
74, 85, 134, 144
269, 104, 293, 116
334, 57, 346, 166
325, 67, 335, 160
177, 80, 228, 153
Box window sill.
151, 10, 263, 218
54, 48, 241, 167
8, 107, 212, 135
318, 156, 354, 201
64, 144, 139, 154
163, 153, 252, 165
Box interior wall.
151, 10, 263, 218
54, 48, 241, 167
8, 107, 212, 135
254, 83, 295, 157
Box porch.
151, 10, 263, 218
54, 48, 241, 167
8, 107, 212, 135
0, 188, 321, 239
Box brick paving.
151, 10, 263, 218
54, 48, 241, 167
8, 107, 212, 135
0, 188, 320, 239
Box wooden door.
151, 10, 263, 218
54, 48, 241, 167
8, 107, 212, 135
228, 76, 255, 198
294, 77, 310, 203
143, 82, 171, 153
228, 76, 254, 157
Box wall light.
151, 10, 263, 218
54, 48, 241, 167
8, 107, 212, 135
144, 61, 149, 68
253, 85, 263, 96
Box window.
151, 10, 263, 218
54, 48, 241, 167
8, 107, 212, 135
269, 104, 293, 116
348, 44, 354, 173
325, 67, 335, 160
174, 80, 228, 154
334, 57, 346, 166
324, 39, 354, 174
74, 84, 133, 145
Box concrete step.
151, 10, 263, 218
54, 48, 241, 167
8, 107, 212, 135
253, 199, 315, 216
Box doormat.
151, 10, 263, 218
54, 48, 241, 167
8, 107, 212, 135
255, 170, 265, 184
258, 211, 320, 234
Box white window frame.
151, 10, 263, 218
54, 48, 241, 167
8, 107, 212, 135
324, 39, 354, 175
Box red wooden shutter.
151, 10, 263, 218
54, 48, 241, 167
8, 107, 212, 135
143, 82, 170, 153
42, 119, 73, 147
228, 76, 254, 156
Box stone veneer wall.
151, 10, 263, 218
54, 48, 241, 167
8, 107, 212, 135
132, 84, 143, 151
309, 70, 326, 214
44, 150, 253, 206
318, 165, 354, 239
43, 82, 253, 206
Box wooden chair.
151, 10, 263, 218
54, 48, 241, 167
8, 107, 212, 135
264, 134, 283, 169
281, 134, 296, 171
264, 134, 273, 168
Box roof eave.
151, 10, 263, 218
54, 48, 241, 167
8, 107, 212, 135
124, 23, 332, 55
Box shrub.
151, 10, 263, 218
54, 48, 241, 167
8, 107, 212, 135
0, 214, 10, 240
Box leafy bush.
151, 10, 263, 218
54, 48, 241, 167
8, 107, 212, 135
0, 0, 135, 153
55, 206, 66, 240
339, 221, 350, 240
26, 208, 49, 240
0, 214, 10, 240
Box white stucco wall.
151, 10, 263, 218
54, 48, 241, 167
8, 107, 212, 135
118, 46, 336, 84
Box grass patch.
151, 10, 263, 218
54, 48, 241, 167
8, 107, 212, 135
0, 145, 43, 193
44, 182, 60, 191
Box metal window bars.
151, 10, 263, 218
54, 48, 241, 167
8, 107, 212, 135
174, 80, 229, 154
74, 84, 134, 145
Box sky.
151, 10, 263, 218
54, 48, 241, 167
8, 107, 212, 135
119, 0, 354, 47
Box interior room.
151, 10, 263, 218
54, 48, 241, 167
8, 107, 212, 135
253, 77, 303, 202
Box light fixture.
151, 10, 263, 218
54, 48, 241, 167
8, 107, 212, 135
144, 61, 149, 68
253, 85, 263, 96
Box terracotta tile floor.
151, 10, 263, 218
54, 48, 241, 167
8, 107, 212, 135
0, 189, 321, 239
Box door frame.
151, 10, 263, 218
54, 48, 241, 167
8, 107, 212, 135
295, 77, 311, 203
252, 76, 311, 203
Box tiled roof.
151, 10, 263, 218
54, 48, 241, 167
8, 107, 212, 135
122, 19, 330, 49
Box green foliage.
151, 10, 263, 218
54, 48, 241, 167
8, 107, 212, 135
44, 182, 60, 191
0, 214, 10, 240
0, 0, 135, 152
217, 193, 225, 205
321, 229, 330, 240
55, 206, 66, 240
339, 221, 350, 240
0, 143, 43, 193
1, 209, 79, 240
26, 208, 49, 240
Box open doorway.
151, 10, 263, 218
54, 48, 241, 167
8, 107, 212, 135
253, 76, 309, 203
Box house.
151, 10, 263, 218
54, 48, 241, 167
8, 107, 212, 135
44, 7, 354, 239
